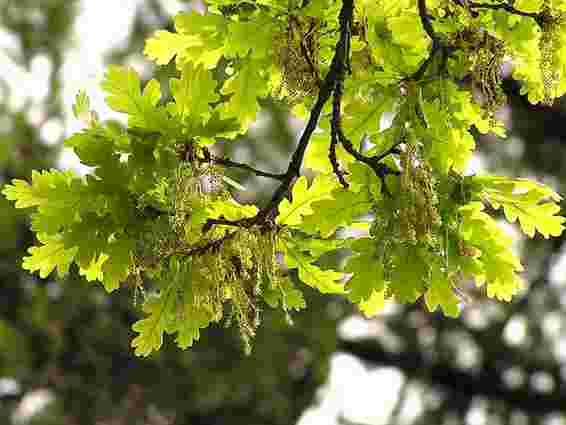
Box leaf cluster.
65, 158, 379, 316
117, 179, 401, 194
3, 0, 566, 355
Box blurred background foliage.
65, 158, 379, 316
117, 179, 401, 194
0, 1, 566, 425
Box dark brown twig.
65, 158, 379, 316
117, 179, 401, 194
410, 0, 450, 81
332, 79, 401, 196
327, 0, 354, 188
205, 0, 356, 231
328, 5, 354, 189
178, 231, 237, 256
373, 140, 403, 163
418, 0, 439, 44
327, 0, 400, 196
329, 128, 349, 188
337, 126, 401, 197
206, 153, 287, 181
468, 1, 540, 21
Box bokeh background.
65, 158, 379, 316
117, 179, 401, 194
1, 1, 566, 424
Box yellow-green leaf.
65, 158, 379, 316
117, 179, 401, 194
277, 175, 339, 226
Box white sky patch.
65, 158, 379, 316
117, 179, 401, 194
59, 0, 144, 172
465, 399, 488, 425
0, 26, 21, 54
338, 315, 377, 340
12, 389, 55, 425
58, 145, 94, 176
0, 378, 20, 397
398, 383, 425, 425
26, 103, 47, 128
298, 354, 405, 425
342, 367, 405, 424
0, 50, 51, 110
466, 153, 485, 175
503, 314, 528, 347
161, 0, 189, 15
553, 337, 566, 363
62, 0, 142, 130
40, 118, 65, 145
549, 244, 566, 287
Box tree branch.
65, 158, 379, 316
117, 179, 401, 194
332, 80, 401, 196
373, 141, 403, 163
417, 0, 439, 45
205, 0, 356, 230
178, 231, 237, 256
328, 9, 353, 189
327, 3, 401, 196
205, 151, 287, 181
410, 0, 450, 81
468, 1, 540, 21
329, 127, 350, 188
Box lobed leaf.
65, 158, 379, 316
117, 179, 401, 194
283, 240, 344, 294
277, 175, 339, 226
22, 233, 78, 279
474, 176, 565, 238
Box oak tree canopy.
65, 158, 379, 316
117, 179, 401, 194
3, 0, 566, 356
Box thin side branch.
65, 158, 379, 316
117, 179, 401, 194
327, 0, 400, 196
178, 231, 237, 256
373, 141, 403, 163
468, 1, 540, 21
417, 0, 439, 46
410, 0, 450, 81
207, 153, 287, 181
328, 0, 353, 188
338, 127, 401, 197
329, 128, 349, 188
328, 1, 354, 189
332, 80, 400, 196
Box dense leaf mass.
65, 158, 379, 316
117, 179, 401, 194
3, 0, 566, 356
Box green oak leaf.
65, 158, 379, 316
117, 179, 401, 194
3, 170, 87, 234
168, 63, 219, 122
131, 291, 177, 357
277, 175, 339, 226
283, 241, 344, 294
225, 16, 278, 60
358, 288, 387, 317
144, 31, 202, 65
145, 12, 228, 68
262, 276, 306, 312
101, 65, 174, 133
473, 176, 565, 238
458, 202, 524, 301
304, 131, 351, 173
424, 267, 460, 318
388, 244, 429, 303
301, 188, 373, 237
207, 198, 258, 221
22, 233, 78, 279
345, 238, 386, 304
219, 59, 269, 130
100, 237, 135, 292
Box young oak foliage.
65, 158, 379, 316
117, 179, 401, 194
3, 0, 566, 356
